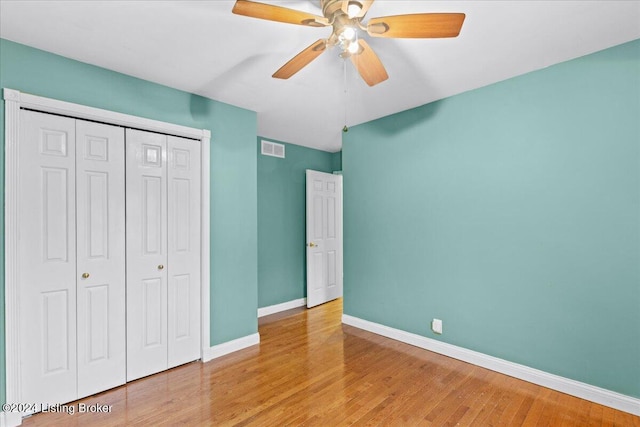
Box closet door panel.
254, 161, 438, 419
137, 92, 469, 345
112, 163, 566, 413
76, 120, 126, 397
126, 129, 169, 381
167, 136, 201, 368
19, 110, 77, 406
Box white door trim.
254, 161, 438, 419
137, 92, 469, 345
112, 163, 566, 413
2, 88, 211, 421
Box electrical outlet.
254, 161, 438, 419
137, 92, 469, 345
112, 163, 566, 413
432, 318, 443, 334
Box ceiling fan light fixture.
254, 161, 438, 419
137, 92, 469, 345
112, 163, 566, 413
347, 40, 359, 54
340, 26, 356, 41
347, 1, 363, 18
338, 25, 358, 54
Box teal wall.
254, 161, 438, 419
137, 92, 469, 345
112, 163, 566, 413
343, 39, 640, 398
0, 39, 259, 403
257, 138, 340, 308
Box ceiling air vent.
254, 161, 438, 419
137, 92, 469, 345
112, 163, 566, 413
261, 140, 285, 159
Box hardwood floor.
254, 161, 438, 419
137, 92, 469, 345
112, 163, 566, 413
22, 298, 639, 426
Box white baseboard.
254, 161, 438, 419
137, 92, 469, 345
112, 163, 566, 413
258, 298, 306, 318
0, 411, 22, 427
202, 333, 260, 363
342, 314, 640, 416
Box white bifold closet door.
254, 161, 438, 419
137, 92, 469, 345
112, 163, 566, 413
126, 129, 201, 382
19, 110, 126, 405
76, 120, 127, 397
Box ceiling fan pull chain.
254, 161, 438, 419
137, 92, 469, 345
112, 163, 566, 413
343, 59, 349, 133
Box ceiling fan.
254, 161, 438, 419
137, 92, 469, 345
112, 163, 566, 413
232, 0, 465, 86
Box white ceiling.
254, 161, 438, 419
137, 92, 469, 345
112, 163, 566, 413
1, 1, 639, 152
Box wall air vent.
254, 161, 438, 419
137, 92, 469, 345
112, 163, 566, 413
261, 140, 285, 159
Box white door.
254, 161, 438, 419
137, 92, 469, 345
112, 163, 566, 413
19, 110, 78, 405
19, 111, 128, 406
167, 136, 201, 368
306, 170, 343, 308
126, 130, 202, 380
75, 120, 126, 397
126, 129, 168, 381
17, 110, 201, 406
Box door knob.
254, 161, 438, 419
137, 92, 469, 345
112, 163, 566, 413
81, 273, 90, 279
158, 264, 164, 270
308, 242, 317, 248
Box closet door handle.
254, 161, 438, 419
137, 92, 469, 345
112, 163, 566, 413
158, 264, 164, 270
81, 273, 90, 279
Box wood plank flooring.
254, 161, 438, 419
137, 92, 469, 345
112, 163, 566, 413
22, 298, 639, 426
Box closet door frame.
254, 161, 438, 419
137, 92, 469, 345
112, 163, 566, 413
3, 88, 211, 425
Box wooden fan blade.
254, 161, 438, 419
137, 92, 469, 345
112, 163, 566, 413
350, 39, 388, 87
273, 39, 327, 79
341, 0, 374, 18
367, 13, 465, 38
233, 0, 329, 27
